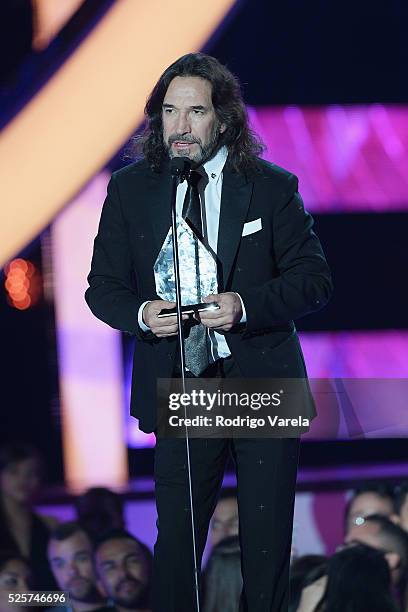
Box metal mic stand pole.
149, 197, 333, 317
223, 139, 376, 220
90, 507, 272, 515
170, 169, 201, 612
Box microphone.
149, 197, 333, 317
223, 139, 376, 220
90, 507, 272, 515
170, 156, 192, 181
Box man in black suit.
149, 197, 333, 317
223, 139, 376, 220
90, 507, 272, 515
85, 53, 332, 612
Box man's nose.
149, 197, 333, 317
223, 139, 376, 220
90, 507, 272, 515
67, 561, 79, 577
175, 112, 191, 134
116, 564, 128, 580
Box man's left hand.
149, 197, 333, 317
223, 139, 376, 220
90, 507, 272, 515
198, 292, 243, 332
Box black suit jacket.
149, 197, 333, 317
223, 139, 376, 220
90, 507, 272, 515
85, 157, 333, 432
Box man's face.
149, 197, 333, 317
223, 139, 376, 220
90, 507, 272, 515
346, 492, 395, 533
48, 531, 100, 603
162, 76, 225, 166
95, 538, 149, 609
210, 497, 239, 547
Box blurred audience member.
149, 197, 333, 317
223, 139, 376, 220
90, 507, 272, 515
75, 488, 125, 543
202, 536, 243, 612
289, 555, 327, 612
0, 442, 58, 589
209, 494, 239, 548
47, 522, 107, 612
94, 529, 152, 612
0, 553, 32, 612
297, 543, 399, 612
345, 513, 408, 609
395, 483, 408, 533
344, 484, 397, 534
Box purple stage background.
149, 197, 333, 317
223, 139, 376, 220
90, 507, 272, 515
249, 105, 408, 211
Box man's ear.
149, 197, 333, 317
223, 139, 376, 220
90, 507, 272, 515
384, 551, 401, 571
219, 123, 227, 134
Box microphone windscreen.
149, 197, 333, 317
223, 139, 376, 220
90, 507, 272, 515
170, 156, 192, 177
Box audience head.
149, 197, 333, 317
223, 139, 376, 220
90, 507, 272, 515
203, 535, 243, 612
395, 483, 408, 533
344, 485, 396, 535
75, 487, 125, 543
315, 543, 399, 612
0, 442, 44, 505
94, 529, 152, 611
210, 493, 239, 547
48, 522, 103, 606
0, 553, 32, 612
344, 513, 408, 589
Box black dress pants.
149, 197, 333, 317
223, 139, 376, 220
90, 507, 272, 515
152, 358, 300, 612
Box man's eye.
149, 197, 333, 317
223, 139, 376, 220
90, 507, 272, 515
52, 561, 64, 570
193, 110, 203, 115
4, 577, 18, 587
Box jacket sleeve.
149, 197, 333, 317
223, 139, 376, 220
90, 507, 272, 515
85, 173, 145, 339
239, 174, 333, 334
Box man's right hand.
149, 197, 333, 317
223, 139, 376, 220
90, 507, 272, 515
142, 300, 188, 338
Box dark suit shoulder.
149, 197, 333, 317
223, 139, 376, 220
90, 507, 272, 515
111, 158, 151, 182
253, 157, 298, 186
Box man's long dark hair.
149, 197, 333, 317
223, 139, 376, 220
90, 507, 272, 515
127, 53, 264, 173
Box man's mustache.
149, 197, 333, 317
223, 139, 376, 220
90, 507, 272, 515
168, 135, 201, 145
66, 576, 90, 589
115, 576, 143, 594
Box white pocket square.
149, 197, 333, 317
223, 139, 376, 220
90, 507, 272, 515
242, 218, 262, 237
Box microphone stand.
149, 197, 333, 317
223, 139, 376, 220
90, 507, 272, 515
170, 164, 201, 612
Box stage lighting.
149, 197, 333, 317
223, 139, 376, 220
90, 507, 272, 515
4, 258, 41, 310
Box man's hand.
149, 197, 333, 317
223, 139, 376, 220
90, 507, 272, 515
142, 300, 188, 338
198, 293, 243, 332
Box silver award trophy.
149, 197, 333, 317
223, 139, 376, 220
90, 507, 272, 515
154, 216, 218, 306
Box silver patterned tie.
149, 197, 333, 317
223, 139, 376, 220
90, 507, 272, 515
182, 170, 210, 376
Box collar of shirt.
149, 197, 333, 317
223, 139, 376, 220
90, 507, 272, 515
202, 145, 228, 182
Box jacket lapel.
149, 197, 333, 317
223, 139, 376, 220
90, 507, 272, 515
217, 164, 253, 289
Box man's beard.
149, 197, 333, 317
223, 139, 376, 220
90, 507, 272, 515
110, 577, 149, 609
166, 123, 221, 167
66, 578, 101, 603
